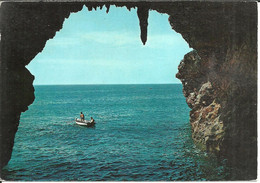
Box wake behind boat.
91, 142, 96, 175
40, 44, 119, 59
75, 118, 95, 127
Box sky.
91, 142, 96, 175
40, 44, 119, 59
27, 6, 192, 85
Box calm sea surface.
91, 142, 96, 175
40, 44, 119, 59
2, 84, 230, 181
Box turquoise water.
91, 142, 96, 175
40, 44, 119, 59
2, 84, 230, 181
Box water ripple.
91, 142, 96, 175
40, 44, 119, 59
2, 85, 231, 181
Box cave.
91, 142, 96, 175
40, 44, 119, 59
0, 1, 257, 180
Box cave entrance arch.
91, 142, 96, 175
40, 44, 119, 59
3, 4, 194, 181
0, 2, 257, 180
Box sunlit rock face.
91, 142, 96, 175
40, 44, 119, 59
174, 2, 257, 178
176, 51, 225, 154
177, 51, 225, 150
0, 1, 257, 180
177, 48, 257, 179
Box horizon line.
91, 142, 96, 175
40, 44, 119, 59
33, 83, 182, 86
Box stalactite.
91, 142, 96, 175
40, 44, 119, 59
105, 4, 110, 13
87, 5, 92, 11
137, 6, 149, 45
126, 6, 132, 11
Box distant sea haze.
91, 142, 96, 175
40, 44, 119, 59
2, 84, 231, 181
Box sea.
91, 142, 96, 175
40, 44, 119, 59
1, 84, 231, 181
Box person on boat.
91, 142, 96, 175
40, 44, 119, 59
80, 112, 85, 121
90, 117, 95, 123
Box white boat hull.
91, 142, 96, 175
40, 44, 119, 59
75, 118, 95, 127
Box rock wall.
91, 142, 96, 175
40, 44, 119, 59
0, 2, 84, 171
172, 3, 257, 179
0, 1, 257, 180
176, 50, 224, 153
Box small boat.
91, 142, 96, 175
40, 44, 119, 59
75, 118, 95, 127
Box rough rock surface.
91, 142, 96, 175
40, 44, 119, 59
176, 47, 256, 179
177, 51, 225, 152
166, 2, 257, 179
0, 1, 257, 180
